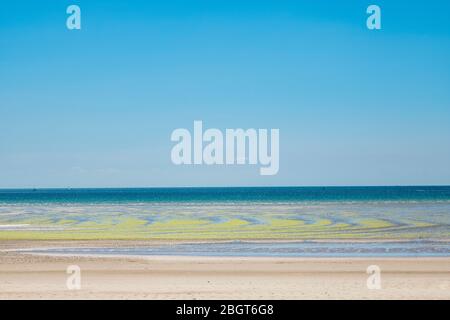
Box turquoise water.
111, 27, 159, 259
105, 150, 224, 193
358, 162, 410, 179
1, 186, 450, 204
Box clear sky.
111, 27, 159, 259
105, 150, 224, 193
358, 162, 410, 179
1, 0, 450, 188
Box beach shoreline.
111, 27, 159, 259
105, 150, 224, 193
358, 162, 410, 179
0, 240, 449, 300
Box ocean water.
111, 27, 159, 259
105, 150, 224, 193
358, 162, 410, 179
19, 240, 450, 258
0, 187, 449, 243
1, 186, 450, 203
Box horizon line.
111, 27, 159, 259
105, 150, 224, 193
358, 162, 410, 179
1, 184, 450, 191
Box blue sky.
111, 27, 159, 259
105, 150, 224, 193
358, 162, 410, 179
1, 0, 450, 188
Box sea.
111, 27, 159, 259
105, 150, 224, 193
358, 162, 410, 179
1, 186, 449, 257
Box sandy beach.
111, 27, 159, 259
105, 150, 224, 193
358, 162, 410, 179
0, 240, 449, 300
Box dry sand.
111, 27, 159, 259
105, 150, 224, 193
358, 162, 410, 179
0, 240, 449, 300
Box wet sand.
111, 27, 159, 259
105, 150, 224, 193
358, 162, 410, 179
0, 240, 449, 299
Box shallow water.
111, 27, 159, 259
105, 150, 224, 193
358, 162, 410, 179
23, 241, 450, 258
0, 187, 449, 241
